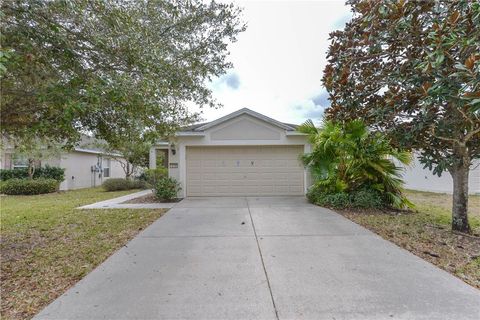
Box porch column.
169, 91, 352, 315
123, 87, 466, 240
149, 147, 157, 169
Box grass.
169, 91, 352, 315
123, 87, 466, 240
405, 189, 480, 226
0, 188, 166, 320
337, 189, 480, 289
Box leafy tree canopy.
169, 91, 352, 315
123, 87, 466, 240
1, 0, 245, 145
323, 0, 480, 232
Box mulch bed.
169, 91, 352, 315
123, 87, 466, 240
123, 193, 182, 204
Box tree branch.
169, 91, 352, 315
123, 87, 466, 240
456, 107, 475, 125
464, 126, 480, 143
430, 126, 460, 144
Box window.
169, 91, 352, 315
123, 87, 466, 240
103, 158, 111, 177
12, 155, 28, 170
156, 149, 169, 168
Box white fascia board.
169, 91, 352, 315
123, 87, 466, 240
73, 148, 122, 157
175, 132, 206, 137
285, 131, 308, 136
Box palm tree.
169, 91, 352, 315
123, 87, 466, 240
299, 119, 413, 208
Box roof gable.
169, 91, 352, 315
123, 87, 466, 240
209, 115, 282, 140
194, 108, 296, 132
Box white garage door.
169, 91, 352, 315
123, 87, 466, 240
186, 146, 304, 196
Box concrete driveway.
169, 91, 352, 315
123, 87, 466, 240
36, 197, 480, 320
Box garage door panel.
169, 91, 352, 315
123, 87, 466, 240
186, 146, 304, 196
259, 186, 275, 193
290, 186, 304, 193
274, 185, 289, 193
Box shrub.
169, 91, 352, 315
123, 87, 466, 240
351, 188, 384, 209
0, 168, 28, 180
102, 178, 134, 191
306, 184, 323, 204
102, 178, 149, 191
155, 177, 181, 201
0, 178, 59, 195
0, 166, 65, 182
316, 192, 351, 209
139, 168, 168, 187
299, 119, 412, 209
131, 179, 148, 189
307, 184, 386, 209
36, 165, 65, 182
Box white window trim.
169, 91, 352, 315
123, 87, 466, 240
12, 155, 29, 169
103, 158, 111, 178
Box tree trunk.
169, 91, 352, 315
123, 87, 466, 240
450, 161, 471, 234
27, 158, 36, 179
125, 162, 131, 180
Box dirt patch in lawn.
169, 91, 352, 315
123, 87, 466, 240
123, 193, 182, 204
337, 208, 480, 289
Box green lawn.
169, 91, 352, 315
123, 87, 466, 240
338, 190, 480, 289
0, 188, 166, 320
405, 189, 480, 227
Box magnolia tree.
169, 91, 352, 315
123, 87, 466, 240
1, 0, 245, 145
323, 0, 480, 232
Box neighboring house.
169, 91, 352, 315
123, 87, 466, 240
149, 107, 480, 197
0, 136, 128, 190
402, 155, 480, 195
150, 108, 312, 197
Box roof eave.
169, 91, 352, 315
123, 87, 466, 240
176, 132, 206, 137
73, 147, 122, 157
285, 131, 308, 136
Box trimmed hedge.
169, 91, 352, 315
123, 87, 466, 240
102, 178, 146, 191
154, 177, 181, 201
0, 169, 27, 180
0, 165, 65, 182
36, 165, 65, 182
0, 178, 59, 195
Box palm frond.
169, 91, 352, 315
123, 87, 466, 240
298, 119, 318, 135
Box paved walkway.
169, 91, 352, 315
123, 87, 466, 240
78, 190, 176, 209
37, 197, 480, 319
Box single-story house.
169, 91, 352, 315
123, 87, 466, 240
150, 108, 312, 197
150, 108, 480, 197
1, 136, 128, 190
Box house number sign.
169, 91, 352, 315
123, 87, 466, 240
169, 163, 178, 168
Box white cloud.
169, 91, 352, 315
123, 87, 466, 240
194, 0, 352, 125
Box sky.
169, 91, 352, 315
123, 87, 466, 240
193, 0, 352, 125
